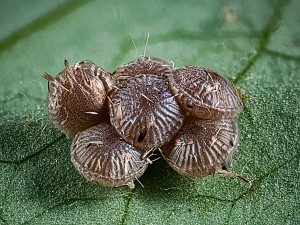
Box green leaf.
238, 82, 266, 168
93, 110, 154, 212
0, 0, 299, 224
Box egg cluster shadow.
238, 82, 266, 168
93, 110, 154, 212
44, 56, 242, 189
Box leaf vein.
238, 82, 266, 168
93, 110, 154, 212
0, 135, 65, 165
233, 0, 291, 84
119, 192, 133, 225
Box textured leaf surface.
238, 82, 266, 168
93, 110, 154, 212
0, 0, 299, 224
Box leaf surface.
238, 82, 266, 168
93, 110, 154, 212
0, 0, 299, 224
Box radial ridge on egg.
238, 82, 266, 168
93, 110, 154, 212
109, 73, 185, 151
168, 66, 242, 119
71, 123, 150, 189
161, 116, 238, 178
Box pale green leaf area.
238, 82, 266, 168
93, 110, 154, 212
0, 0, 299, 224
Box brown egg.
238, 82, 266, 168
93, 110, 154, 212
160, 116, 238, 178
168, 66, 242, 119
44, 60, 115, 138
112, 56, 172, 83
71, 123, 150, 189
109, 74, 185, 151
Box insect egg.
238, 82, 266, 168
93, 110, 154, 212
112, 56, 173, 83
45, 60, 114, 138
109, 74, 185, 151
71, 123, 150, 189
168, 66, 242, 119
160, 116, 238, 178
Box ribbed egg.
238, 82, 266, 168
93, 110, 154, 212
161, 116, 238, 178
71, 123, 150, 189
168, 66, 242, 119
109, 74, 185, 151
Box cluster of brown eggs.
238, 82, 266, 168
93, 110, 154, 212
44, 56, 242, 189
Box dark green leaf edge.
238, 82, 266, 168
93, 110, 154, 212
0, 0, 94, 54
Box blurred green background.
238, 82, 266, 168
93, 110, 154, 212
0, 0, 299, 224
